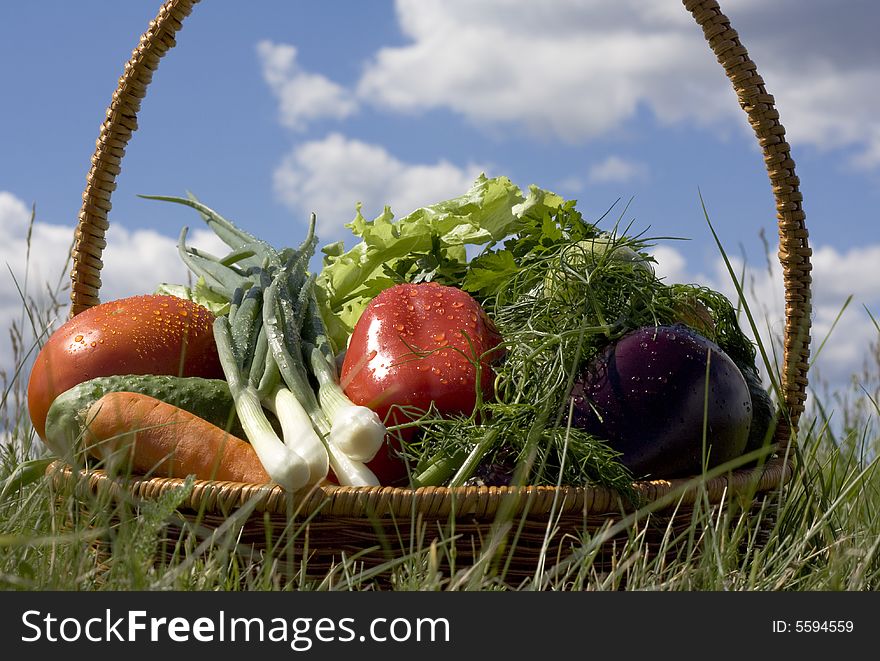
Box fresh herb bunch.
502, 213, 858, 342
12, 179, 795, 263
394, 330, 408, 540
400, 192, 764, 493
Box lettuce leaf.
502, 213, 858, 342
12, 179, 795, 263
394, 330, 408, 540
314, 174, 568, 352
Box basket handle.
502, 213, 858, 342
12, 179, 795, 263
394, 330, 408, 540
67, 0, 812, 449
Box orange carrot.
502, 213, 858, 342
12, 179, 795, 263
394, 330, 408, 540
83, 391, 271, 484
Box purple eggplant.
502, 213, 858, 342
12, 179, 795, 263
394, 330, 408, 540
570, 324, 752, 479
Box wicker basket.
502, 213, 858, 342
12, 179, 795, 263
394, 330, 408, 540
47, 0, 812, 585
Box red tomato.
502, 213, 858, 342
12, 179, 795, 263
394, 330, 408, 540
340, 282, 503, 484
27, 294, 223, 441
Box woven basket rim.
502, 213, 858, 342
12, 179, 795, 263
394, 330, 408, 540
47, 453, 793, 519
62, 0, 812, 507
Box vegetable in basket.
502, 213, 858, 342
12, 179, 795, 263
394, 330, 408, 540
83, 391, 270, 484
46, 173, 772, 490
340, 281, 504, 485
144, 195, 387, 489
569, 324, 752, 478
43, 374, 247, 459
27, 294, 223, 455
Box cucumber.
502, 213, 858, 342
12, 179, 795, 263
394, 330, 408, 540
43, 374, 244, 460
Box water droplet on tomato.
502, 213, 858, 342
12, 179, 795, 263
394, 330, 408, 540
432, 332, 446, 343
394, 324, 405, 331
74, 335, 83, 343
451, 301, 464, 308
431, 366, 441, 375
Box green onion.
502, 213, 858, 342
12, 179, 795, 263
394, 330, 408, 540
306, 343, 384, 463
299, 276, 386, 463
263, 386, 328, 486
149, 197, 386, 488
264, 271, 380, 486
214, 315, 311, 491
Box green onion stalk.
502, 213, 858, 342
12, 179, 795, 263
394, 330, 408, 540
143, 195, 388, 489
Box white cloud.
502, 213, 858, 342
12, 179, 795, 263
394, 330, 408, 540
345, 0, 880, 169
100, 225, 229, 302
257, 40, 358, 131
0, 191, 33, 234
810, 244, 880, 302
356, 0, 736, 142
764, 64, 880, 170
272, 133, 488, 240
651, 244, 688, 285
587, 156, 648, 184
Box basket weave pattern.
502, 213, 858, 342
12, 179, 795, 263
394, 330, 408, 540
55, 0, 812, 579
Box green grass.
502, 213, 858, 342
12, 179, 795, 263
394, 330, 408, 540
2, 215, 879, 591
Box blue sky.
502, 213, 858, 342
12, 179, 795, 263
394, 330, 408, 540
2, 0, 879, 411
